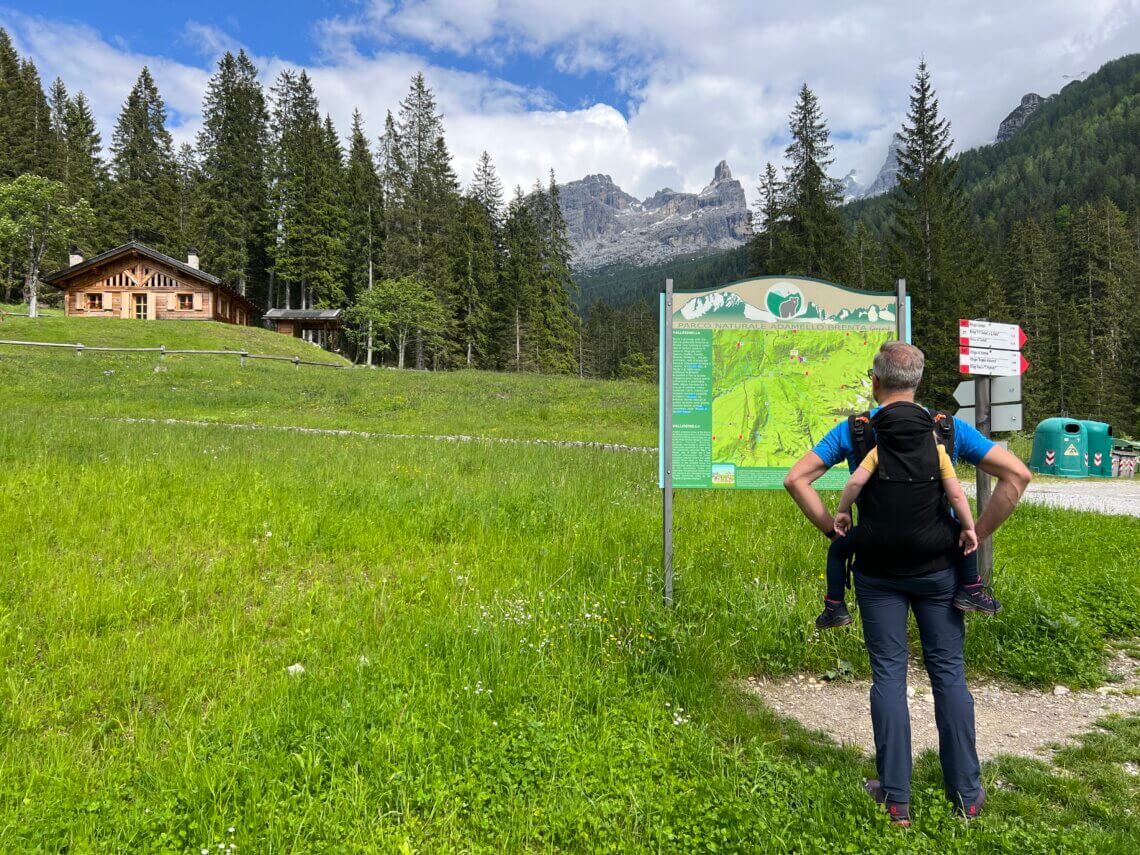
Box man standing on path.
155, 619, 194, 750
783, 341, 1030, 824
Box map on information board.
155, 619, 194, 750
660, 276, 905, 490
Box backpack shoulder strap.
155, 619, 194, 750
932, 410, 956, 456
848, 411, 875, 464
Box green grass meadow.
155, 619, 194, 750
1, 320, 1138, 851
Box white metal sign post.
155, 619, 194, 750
662, 278, 674, 606
957, 319, 1029, 584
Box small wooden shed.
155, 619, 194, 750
43, 241, 258, 325
263, 308, 342, 350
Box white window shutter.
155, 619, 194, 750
193, 292, 202, 311
147, 293, 156, 320
103, 291, 113, 312
120, 292, 130, 318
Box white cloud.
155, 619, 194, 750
2, 1, 1139, 208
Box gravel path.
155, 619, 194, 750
748, 650, 1140, 762
966, 478, 1140, 517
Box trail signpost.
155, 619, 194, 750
659, 276, 909, 604
956, 318, 1029, 584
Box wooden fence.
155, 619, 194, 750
0, 338, 347, 369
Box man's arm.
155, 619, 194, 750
974, 444, 1032, 541
783, 451, 835, 535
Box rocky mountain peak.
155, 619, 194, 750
557, 161, 751, 271
996, 93, 1045, 143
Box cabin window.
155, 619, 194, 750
178, 293, 194, 311
86, 293, 103, 311
133, 293, 148, 320
221, 298, 229, 317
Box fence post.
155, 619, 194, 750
293, 356, 300, 369
240, 350, 248, 368
160, 345, 166, 359
76, 343, 84, 357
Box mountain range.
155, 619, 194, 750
562, 82, 1053, 272
559, 160, 751, 271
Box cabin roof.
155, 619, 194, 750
263, 308, 343, 321
42, 241, 259, 314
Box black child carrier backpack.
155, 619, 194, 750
845, 401, 962, 578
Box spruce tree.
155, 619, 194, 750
47, 77, 69, 183
345, 109, 382, 363
389, 74, 460, 367
0, 29, 22, 179
107, 67, 179, 252
501, 186, 542, 370
451, 193, 497, 366
537, 170, 579, 373
471, 150, 504, 229
269, 70, 340, 311
195, 50, 271, 300
890, 60, 979, 405
748, 161, 782, 273
62, 92, 105, 244
14, 59, 53, 178
774, 84, 846, 279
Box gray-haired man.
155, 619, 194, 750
783, 341, 1030, 824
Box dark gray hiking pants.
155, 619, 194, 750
854, 567, 982, 807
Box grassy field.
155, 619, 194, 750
1, 326, 1139, 850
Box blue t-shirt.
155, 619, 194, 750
811, 406, 995, 473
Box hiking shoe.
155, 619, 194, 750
954, 584, 1002, 615
958, 787, 986, 821
864, 780, 911, 827
815, 598, 853, 630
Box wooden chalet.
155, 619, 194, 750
43, 241, 258, 325
263, 308, 342, 350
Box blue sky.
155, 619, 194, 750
4, 1, 1139, 204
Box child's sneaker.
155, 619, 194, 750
815, 598, 853, 629
954, 583, 1002, 615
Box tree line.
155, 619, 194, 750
0, 32, 581, 372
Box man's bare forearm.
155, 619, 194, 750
974, 446, 1032, 541
783, 453, 835, 535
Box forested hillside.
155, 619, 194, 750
845, 53, 1140, 242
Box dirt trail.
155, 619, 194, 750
748, 650, 1140, 762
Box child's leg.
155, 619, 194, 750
956, 549, 981, 589
825, 531, 855, 601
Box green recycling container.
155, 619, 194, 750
1030, 418, 1088, 477
1080, 420, 1113, 477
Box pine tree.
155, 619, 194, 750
0, 28, 22, 179
269, 70, 339, 311
62, 92, 105, 240
47, 77, 69, 183
471, 150, 504, 229
107, 67, 179, 252
889, 60, 980, 406
748, 161, 782, 273
451, 193, 497, 366
537, 170, 579, 373
175, 143, 198, 251
848, 220, 886, 290
388, 73, 460, 368
195, 50, 271, 300
14, 59, 53, 179
345, 109, 382, 363
501, 186, 542, 370
772, 84, 846, 279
